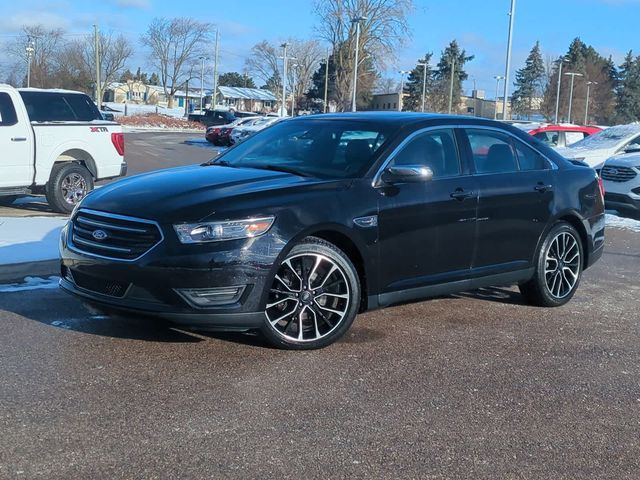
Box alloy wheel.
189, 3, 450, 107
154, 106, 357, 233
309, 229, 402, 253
61, 173, 88, 205
265, 253, 350, 342
544, 231, 581, 299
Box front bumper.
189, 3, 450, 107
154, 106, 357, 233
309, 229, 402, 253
605, 192, 640, 211
59, 221, 282, 331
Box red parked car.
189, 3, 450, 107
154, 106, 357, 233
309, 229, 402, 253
205, 116, 261, 146
528, 124, 602, 148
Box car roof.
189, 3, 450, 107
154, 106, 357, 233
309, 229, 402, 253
529, 124, 601, 134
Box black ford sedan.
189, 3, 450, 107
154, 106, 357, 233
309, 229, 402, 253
59, 113, 605, 349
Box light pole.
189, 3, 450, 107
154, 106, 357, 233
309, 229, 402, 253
290, 63, 298, 117
554, 56, 569, 124
280, 43, 288, 116
351, 16, 367, 112
323, 49, 330, 113
448, 56, 456, 114
585, 80, 597, 125
25, 40, 34, 88
212, 29, 219, 109
199, 56, 207, 112
564, 72, 583, 123
417, 62, 428, 112
502, 0, 516, 120
398, 70, 411, 111
493, 75, 505, 120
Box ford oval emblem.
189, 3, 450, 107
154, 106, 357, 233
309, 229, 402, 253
92, 229, 108, 241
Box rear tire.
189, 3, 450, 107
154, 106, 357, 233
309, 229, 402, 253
46, 163, 94, 214
260, 237, 361, 350
519, 222, 583, 307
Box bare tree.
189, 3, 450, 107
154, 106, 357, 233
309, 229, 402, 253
78, 32, 133, 97
141, 17, 212, 108
314, 0, 413, 110
375, 76, 399, 94
288, 39, 324, 110
8, 25, 66, 88
245, 40, 282, 94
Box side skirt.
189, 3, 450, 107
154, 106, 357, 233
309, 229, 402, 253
369, 268, 535, 310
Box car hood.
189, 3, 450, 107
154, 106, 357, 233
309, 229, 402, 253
557, 146, 614, 168
81, 164, 317, 223
605, 152, 640, 167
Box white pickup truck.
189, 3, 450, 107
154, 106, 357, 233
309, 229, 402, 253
0, 85, 126, 213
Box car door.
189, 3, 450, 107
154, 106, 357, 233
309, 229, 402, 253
462, 128, 554, 274
0, 91, 33, 188
376, 128, 478, 293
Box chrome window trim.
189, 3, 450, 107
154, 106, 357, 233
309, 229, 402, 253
372, 123, 558, 187
68, 208, 165, 263
372, 126, 463, 187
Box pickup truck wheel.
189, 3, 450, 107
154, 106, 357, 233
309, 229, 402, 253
46, 163, 94, 214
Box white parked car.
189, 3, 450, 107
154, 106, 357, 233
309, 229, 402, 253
0, 85, 126, 213
230, 116, 285, 145
601, 153, 640, 214
557, 123, 640, 169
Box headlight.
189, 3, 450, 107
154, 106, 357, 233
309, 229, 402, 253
173, 216, 275, 244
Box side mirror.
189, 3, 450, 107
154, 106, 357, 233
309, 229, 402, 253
102, 113, 115, 121
381, 165, 434, 184
623, 144, 640, 154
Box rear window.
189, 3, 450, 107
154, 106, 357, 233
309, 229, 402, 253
19, 92, 102, 122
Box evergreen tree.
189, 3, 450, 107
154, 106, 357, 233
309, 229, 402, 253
219, 71, 257, 88
149, 73, 160, 86
119, 69, 134, 82
431, 40, 474, 113
512, 41, 545, 119
402, 53, 433, 112
615, 51, 640, 123
308, 54, 338, 110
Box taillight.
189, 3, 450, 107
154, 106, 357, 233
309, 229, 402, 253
597, 175, 605, 200
111, 132, 125, 156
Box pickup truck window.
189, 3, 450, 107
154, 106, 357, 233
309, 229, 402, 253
19, 92, 102, 122
0, 93, 18, 126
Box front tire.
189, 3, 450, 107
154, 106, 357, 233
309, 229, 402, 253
46, 163, 94, 214
519, 222, 583, 307
260, 237, 361, 350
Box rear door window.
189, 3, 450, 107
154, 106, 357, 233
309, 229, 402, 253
513, 139, 549, 171
565, 131, 585, 145
19, 92, 100, 122
465, 129, 519, 174
534, 131, 559, 146
0, 93, 18, 126
390, 129, 460, 178
63, 94, 102, 121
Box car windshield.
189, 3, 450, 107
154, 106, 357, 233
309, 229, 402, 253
568, 125, 640, 149
212, 119, 392, 179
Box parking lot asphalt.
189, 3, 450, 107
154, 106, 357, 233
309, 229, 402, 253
0, 132, 219, 218
1, 227, 639, 479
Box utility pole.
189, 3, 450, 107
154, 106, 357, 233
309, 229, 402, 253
417, 62, 428, 112
351, 16, 366, 112
493, 75, 505, 120
564, 72, 583, 124
291, 64, 298, 117
25, 39, 34, 88
94, 25, 102, 110
323, 49, 330, 113
212, 30, 219, 109
585, 81, 597, 125
554, 57, 568, 124
199, 56, 206, 112
448, 56, 456, 114
280, 43, 288, 116
502, 0, 516, 120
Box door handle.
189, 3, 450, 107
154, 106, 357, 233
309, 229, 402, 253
11, 137, 27, 142
450, 189, 475, 200
534, 183, 553, 193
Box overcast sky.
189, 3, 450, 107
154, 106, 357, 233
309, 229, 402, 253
1, 0, 638, 97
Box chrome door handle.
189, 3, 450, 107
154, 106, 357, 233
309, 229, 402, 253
534, 184, 553, 193
11, 137, 27, 142
450, 189, 475, 200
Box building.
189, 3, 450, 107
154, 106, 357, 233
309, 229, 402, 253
370, 93, 404, 112
103, 81, 164, 105
460, 90, 511, 119
213, 86, 278, 113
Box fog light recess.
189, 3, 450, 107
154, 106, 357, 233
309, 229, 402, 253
175, 286, 246, 308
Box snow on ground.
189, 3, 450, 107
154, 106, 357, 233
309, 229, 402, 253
0, 276, 60, 293
605, 212, 640, 233
0, 216, 67, 265
104, 102, 186, 119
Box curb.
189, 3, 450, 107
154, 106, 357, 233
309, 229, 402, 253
0, 259, 59, 284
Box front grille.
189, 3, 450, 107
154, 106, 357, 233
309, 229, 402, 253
71, 209, 163, 261
601, 165, 637, 182
70, 270, 130, 298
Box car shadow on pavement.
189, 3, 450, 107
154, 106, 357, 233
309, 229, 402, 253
451, 287, 528, 306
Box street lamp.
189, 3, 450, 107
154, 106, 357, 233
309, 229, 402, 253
417, 62, 428, 112
323, 48, 331, 113
448, 56, 456, 114
351, 16, 367, 112
554, 56, 570, 124
493, 75, 505, 120
290, 63, 298, 117
502, 0, 516, 120
199, 56, 207, 112
564, 72, 583, 124
585, 81, 597, 125
398, 70, 411, 111
25, 40, 35, 88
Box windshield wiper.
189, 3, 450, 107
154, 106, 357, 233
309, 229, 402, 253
209, 159, 235, 167
253, 165, 311, 177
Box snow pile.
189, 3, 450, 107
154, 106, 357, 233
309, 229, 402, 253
606, 213, 640, 233
0, 216, 67, 265
0, 276, 60, 293
103, 102, 186, 119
